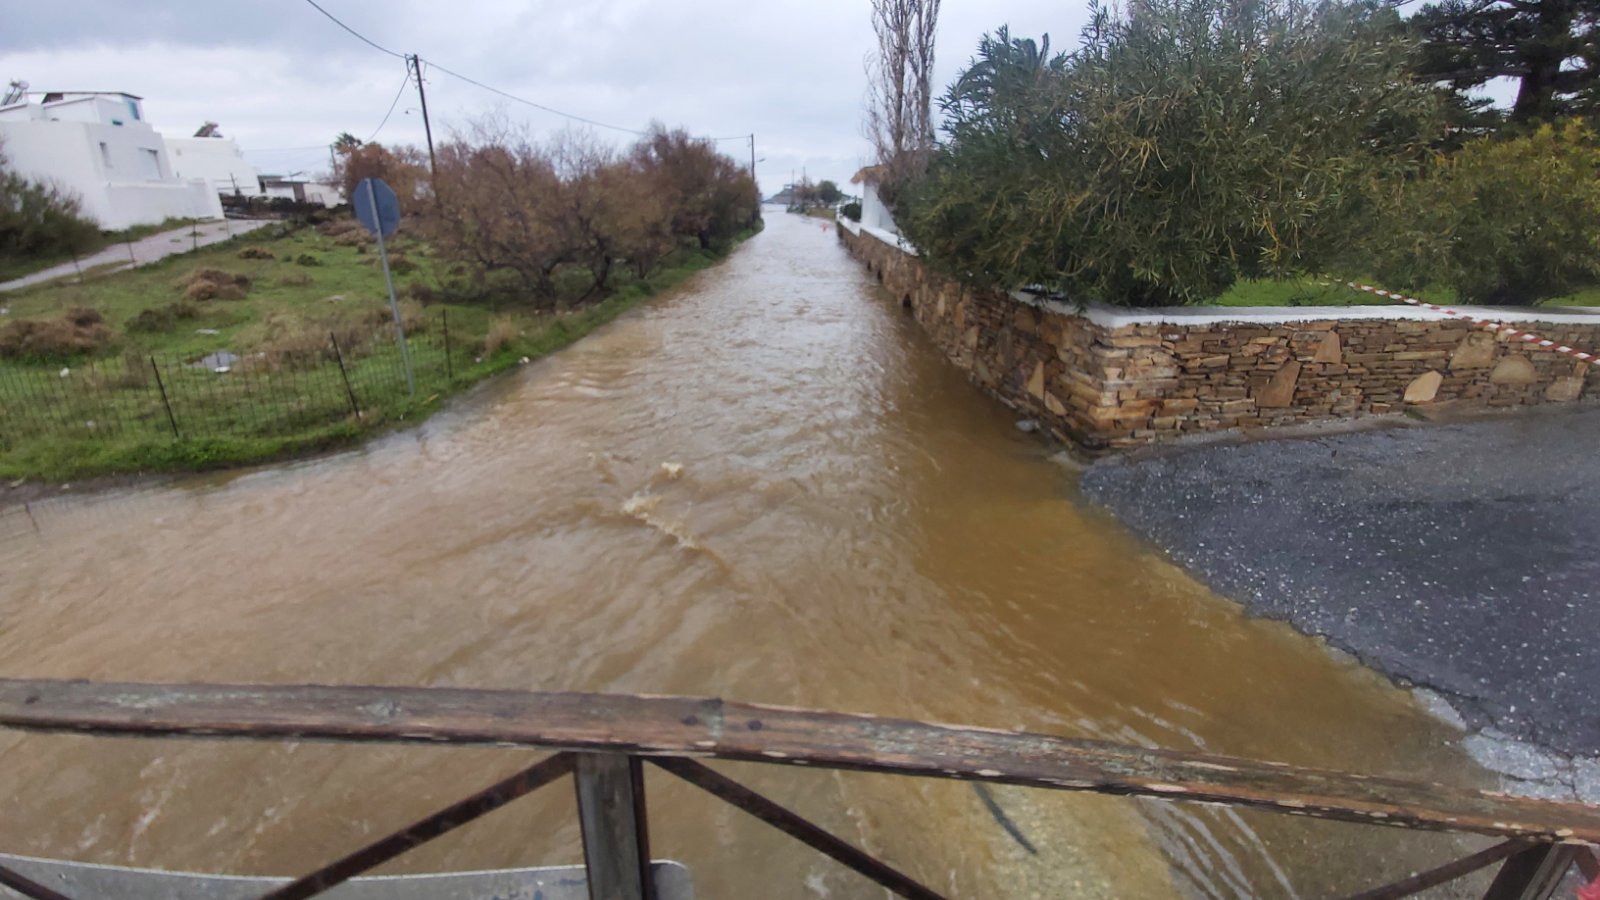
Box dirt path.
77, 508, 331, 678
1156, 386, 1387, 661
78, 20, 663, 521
0, 219, 275, 293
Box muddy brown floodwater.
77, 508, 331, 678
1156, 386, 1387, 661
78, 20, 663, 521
0, 210, 1500, 898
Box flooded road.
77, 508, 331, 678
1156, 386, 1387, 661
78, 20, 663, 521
0, 210, 1495, 897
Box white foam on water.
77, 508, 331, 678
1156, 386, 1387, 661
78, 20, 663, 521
621, 491, 702, 551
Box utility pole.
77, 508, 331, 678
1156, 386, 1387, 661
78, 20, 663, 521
408, 54, 437, 178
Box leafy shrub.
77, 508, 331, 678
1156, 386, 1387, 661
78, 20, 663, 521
1371, 122, 1600, 304
901, 4, 1439, 305
128, 300, 200, 332
0, 307, 113, 360
0, 152, 100, 265
840, 201, 862, 222
295, 254, 322, 267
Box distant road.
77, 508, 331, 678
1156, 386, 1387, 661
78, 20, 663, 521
0, 219, 275, 293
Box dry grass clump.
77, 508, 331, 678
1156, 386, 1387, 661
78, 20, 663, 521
238, 308, 385, 371
323, 218, 373, 247
0, 307, 114, 360
237, 245, 274, 260
279, 272, 314, 287
483, 316, 518, 356
402, 282, 437, 304
357, 299, 430, 335
99, 348, 152, 389
127, 300, 199, 333
176, 267, 251, 301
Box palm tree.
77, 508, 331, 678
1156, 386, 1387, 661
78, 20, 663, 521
949, 28, 1064, 110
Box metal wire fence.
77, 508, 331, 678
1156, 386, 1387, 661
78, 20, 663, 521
0, 311, 461, 450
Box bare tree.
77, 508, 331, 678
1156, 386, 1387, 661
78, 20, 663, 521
864, 0, 941, 193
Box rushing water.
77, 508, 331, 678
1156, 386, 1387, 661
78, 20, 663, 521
0, 209, 1497, 897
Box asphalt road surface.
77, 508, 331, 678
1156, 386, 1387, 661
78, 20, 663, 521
1080, 407, 1600, 760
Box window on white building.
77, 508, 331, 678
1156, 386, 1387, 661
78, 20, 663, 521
140, 148, 162, 180
98, 142, 112, 169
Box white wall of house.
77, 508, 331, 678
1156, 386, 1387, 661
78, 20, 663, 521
0, 93, 222, 230
302, 180, 341, 205
259, 178, 340, 206
861, 181, 898, 234
164, 136, 261, 197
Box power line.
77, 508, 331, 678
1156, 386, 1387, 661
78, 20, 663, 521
301, 0, 748, 143
302, 0, 404, 59
367, 68, 411, 142
419, 58, 648, 136
245, 145, 334, 153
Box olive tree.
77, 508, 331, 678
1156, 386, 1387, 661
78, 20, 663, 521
902, 0, 1440, 306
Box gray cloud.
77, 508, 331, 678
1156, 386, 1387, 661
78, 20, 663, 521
2, 0, 1094, 192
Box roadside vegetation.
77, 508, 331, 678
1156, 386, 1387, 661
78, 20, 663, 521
0, 123, 759, 481
872, 0, 1600, 308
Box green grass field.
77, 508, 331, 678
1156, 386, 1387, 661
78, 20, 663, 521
1210, 277, 1600, 308
0, 218, 754, 482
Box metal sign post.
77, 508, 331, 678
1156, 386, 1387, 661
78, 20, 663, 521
356, 177, 414, 395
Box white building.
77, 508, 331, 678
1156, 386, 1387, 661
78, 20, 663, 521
850, 166, 899, 234
259, 174, 341, 207
165, 133, 261, 198
0, 91, 222, 230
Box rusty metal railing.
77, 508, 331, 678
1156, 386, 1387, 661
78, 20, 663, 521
0, 679, 1596, 900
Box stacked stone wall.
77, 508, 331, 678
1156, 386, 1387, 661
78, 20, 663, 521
841, 225, 1596, 449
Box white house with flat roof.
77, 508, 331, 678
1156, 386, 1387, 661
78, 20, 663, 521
0, 91, 222, 230
165, 132, 261, 198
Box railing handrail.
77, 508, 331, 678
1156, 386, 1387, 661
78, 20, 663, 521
2, 678, 1597, 844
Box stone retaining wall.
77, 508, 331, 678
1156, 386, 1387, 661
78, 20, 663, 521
840, 222, 1597, 450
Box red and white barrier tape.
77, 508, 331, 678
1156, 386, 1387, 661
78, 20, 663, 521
1346, 282, 1599, 368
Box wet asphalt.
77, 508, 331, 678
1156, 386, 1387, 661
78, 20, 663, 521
1079, 407, 1600, 760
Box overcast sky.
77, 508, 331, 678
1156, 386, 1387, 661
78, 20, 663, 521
1, 0, 1094, 196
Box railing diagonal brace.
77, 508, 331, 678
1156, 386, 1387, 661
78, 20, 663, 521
258, 751, 576, 900
0, 862, 74, 900
651, 756, 944, 900
1342, 839, 1530, 900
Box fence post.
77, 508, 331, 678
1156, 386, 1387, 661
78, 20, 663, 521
330, 333, 361, 419
573, 753, 652, 900
442, 308, 453, 380
149, 356, 179, 439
